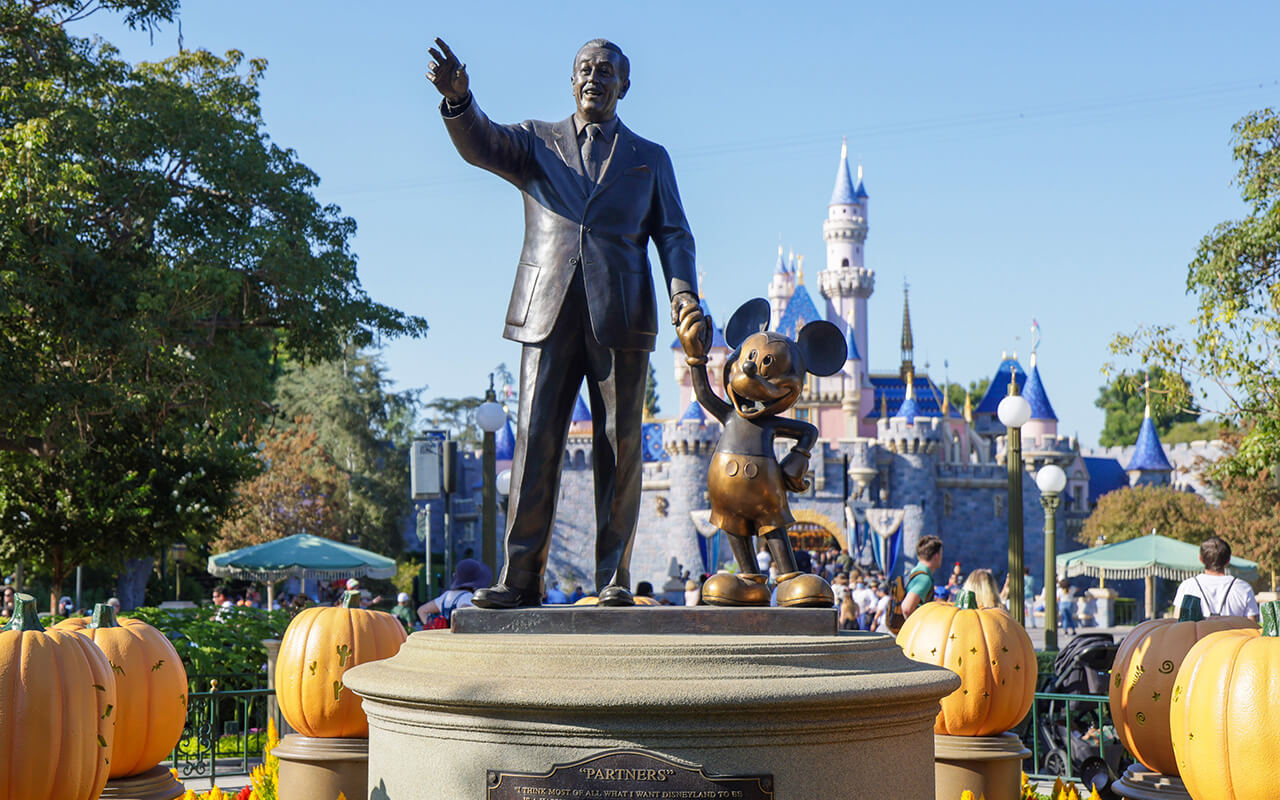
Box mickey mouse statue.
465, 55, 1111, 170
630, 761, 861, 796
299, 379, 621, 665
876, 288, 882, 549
678, 297, 846, 607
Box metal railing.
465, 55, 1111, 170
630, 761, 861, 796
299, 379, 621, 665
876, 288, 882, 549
166, 680, 274, 780
1021, 691, 1128, 785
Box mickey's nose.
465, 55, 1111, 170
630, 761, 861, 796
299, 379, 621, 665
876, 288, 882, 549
741, 360, 757, 377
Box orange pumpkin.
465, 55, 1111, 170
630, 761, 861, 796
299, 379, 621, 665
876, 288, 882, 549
0, 593, 117, 800
58, 603, 188, 778
1109, 595, 1256, 775
277, 590, 406, 737
896, 591, 1037, 735
1170, 600, 1280, 800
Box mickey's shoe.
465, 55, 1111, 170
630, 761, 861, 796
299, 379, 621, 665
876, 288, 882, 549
775, 572, 835, 608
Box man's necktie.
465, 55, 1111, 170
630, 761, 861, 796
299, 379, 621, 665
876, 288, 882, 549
582, 123, 604, 184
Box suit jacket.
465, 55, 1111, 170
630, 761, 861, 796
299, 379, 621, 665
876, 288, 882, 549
442, 99, 697, 352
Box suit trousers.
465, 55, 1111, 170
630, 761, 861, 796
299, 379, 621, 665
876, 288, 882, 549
499, 269, 649, 594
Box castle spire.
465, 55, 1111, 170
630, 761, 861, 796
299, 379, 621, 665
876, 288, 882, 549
900, 281, 914, 379
964, 389, 973, 423
830, 137, 858, 206
796, 255, 804, 285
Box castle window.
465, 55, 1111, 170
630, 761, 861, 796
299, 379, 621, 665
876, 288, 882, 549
994, 494, 1004, 519
841, 258, 850, 267
796, 408, 810, 423
943, 492, 953, 517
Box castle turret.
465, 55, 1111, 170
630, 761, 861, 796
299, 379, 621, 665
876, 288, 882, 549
661, 400, 721, 578
767, 245, 794, 331
899, 283, 914, 380
1126, 383, 1173, 487
1021, 349, 1059, 440
819, 140, 874, 367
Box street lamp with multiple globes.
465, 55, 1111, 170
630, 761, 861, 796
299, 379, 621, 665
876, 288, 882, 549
475, 375, 508, 579
997, 371, 1031, 626
1036, 463, 1067, 651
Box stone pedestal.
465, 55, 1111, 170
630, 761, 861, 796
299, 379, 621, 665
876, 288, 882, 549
1088, 588, 1117, 628
1113, 764, 1192, 800
346, 608, 959, 799
98, 765, 184, 800
933, 733, 1029, 800
273, 734, 368, 800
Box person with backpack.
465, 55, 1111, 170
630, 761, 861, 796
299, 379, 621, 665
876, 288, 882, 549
899, 535, 943, 621
416, 559, 494, 629
1172, 536, 1258, 620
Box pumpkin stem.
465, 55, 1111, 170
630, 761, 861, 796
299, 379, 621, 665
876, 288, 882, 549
956, 590, 979, 610
1177, 594, 1204, 622
1262, 601, 1279, 638
90, 603, 121, 629
4, 593, 45, 633
341, 590, 361, 609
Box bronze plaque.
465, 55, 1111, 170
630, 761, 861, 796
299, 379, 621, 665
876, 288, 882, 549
487, 750, 773, 800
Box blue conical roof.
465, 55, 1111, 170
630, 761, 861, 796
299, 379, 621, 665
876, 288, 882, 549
774, 247, 787, 275
894, 394, 921, 424
847, 327, 861, 361
830, 143, 858, 206
571, 395, 591, 423
975, 357, 1025, 415
1127, 416, 1173, 472
777, 285, 820, 339
679, 400, 706, 423
855, 177, 868, 199
1022, 365, 1058, 421
494, 416, 516, 460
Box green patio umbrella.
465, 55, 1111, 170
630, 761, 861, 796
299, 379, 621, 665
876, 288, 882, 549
1057, 532, 1259, 619
208, 534, 397, 608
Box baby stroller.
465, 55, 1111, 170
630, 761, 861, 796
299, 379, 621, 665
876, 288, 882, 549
1024, 634, 1131, 796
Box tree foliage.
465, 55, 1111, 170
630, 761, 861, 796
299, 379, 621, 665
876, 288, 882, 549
0, 1, 426, 604
946, 378, 991, 414
273, 349, 419, 555
1111, 108, 1280, 475
1095, 367, 1199, 447
215, 419, 348, 552
1208, 430, 1280, 589
1078, 485, 1218, 548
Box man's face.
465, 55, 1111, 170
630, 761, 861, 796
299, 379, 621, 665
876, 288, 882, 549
928, 551, 944, 571
572, 47, 628, 121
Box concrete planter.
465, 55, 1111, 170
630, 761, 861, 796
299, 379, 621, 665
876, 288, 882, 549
274, 734, 368, 800
1113, 763, 1192, 800
933, 732, 1029, 800
98, 765, 184, 800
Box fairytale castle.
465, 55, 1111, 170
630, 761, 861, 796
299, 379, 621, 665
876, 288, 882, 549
439, 142, 1223, 595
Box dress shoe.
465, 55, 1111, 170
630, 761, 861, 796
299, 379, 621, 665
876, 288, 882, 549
471, 583, 541, 609
597, 584, 635, 607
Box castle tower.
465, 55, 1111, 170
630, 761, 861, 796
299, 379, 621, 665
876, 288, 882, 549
662, 401, 721, 576
1020, 349, 1059, 440
1126, 382, 1173, 487
767, 245, 795, 331
819, 140, 874, 367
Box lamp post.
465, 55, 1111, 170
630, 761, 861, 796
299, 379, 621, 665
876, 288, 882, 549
1036, 464, 1067, 651
170, 543, 188, 602
997, 371, 1031, 626
475, 375, 508, 579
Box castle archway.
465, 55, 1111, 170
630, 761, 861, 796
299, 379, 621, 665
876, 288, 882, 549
787, 509, 846, 554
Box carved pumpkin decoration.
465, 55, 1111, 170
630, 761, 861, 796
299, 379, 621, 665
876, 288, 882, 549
896, 591, 1036, 735
57, 603, 188, 778
1169, 600, 1280, 799
1108, 595, 1256, 775
277, 590, 406, 737
0, 593, 117, 800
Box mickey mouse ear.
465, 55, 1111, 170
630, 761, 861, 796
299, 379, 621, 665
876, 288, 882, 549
797, 320, 848, 377
724, 298, 772, 349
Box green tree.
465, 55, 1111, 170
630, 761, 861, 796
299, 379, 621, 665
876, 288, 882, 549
0, 1, 426, 610
1208, 430, 1280, 590
644, 362, 660, 418
421, 396, 483, 447
1095, 368, 1199, 447
1111, 108, 1280, 475
945, 378, 990, 415
273, 348, 420, 555
1078, 485, 1218, 548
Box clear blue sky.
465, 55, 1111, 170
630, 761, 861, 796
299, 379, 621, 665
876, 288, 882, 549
95, 1, 1280, 447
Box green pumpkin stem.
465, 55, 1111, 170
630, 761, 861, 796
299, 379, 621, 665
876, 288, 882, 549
341, 590, 361, 609
1178, 594, 1205, 622
90, 603, 120, 629
1261, 601, 1279, 638
4, 593, 45, 633
956, 591, 978, 610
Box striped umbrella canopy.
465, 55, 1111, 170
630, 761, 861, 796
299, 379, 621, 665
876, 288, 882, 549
1057, 532, 1259, 582
208, 534, 397, 583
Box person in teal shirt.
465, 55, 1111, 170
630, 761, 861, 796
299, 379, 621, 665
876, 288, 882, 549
1023, 566, 1037, 628
901, 535, 943, 620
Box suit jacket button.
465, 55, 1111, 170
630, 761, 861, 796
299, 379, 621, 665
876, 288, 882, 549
569, 256, 580, 267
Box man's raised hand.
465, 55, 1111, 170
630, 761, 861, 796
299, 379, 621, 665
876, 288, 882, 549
427, 38, 469, 103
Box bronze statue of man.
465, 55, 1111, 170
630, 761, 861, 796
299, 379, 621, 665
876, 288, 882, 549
427, 38, 702, 608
